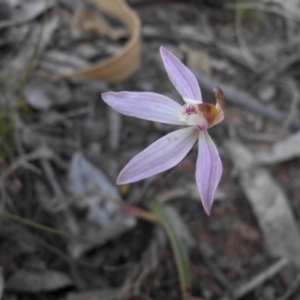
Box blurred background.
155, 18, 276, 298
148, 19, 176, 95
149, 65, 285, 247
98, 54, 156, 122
1, 0, 300, 299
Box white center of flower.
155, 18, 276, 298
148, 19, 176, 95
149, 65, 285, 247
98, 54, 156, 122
178, 104, 195, 124
178, 104, 208, 130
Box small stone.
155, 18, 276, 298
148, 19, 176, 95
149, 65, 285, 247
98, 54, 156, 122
258, 84, 275, 102
86, 142, 102, 158
210, 58, 229, 72
262, 285, 275, 299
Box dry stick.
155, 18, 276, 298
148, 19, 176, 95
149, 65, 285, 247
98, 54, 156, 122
8, 221, 86, 290
13, 3, 47, 157
0, 148, 51, 184
275, 272, 300, 300
0, 160, 21, 186
41, 159, 80, 234
279, 77, 300, 130
235, 0, 257, 72
226, 3, 300, 23
197, 244, 232, 290
117, 229, 162, 300
194, 72, 300, 130
41, 159, 62, 197
262, 52, 300, 82
221, 257, 289, 300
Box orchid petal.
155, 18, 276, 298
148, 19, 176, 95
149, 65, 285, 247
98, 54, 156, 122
102, 91, 182, 125
183, 97, 202, 105
117, 127, 198, 184
160, 46, 202, 101
196, 131, 222, 215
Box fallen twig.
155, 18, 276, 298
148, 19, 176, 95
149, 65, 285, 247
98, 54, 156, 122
262, 52, 300, 82
197, 244, 232, 291
235, 0, 257, 72
221, 258, 289, 300
275, 272, 300, 300
279, 77, 300, 130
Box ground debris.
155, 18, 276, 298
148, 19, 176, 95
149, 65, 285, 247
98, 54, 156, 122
67, 288, 119, 300
2, 0, 300, 299
226, 141, 300, 267
5, 269, 73, 293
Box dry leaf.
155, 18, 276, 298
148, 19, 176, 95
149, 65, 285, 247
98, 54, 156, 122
261, 0, 300, 20
67, 153, 136, 258
225, 141, 300, 266
67, 288, 119, 300
6, 269, 73, 292
24, 77, 71, 110
68, 152, 120, 198
256, 131, 300, 165
180, 44, 211, 76
0, 0, 56, 28
71, 4, 129, 40
68, 215, 136, 258
10, 14, 60, 71
68, 153, 120, 226
62, 0, 141, 82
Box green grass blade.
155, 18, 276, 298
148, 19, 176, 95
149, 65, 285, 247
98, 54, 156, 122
0, 210, 91, 242
149, 202, 191, 297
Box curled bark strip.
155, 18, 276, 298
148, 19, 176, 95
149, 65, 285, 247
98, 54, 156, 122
62, 0, 141, 82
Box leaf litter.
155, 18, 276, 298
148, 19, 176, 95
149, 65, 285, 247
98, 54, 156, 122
1, 0, 300, 299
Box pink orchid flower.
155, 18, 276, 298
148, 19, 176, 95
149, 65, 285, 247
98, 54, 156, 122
102, 46, 224, 215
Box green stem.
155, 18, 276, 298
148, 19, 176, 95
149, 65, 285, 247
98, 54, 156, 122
148, 202, 191, 298
0, 210, 90, 242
